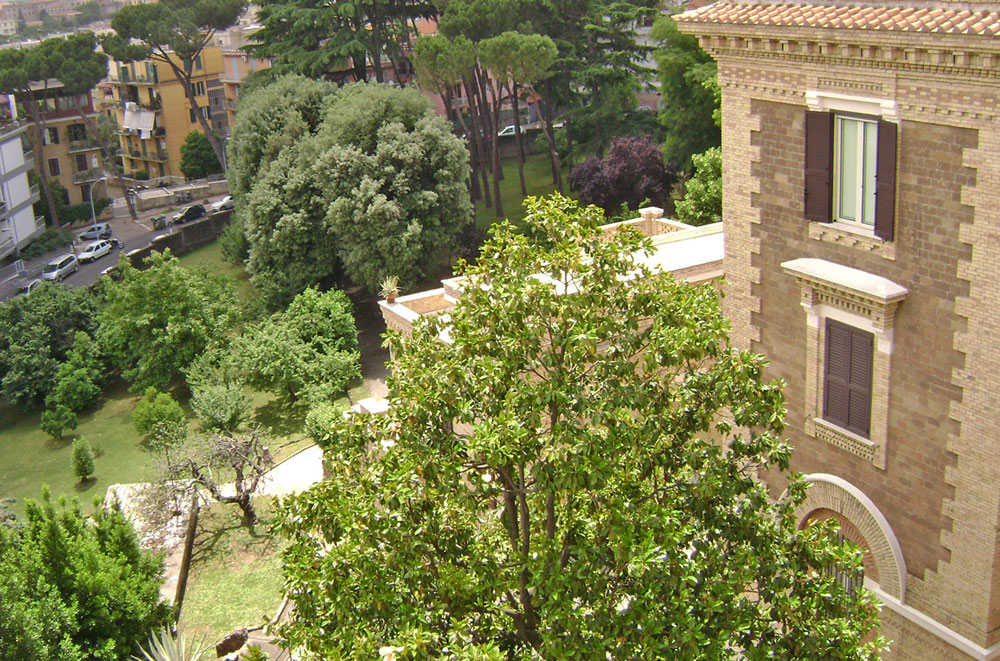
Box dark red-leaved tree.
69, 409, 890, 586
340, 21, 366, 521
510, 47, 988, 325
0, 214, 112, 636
569, 135, 676, 215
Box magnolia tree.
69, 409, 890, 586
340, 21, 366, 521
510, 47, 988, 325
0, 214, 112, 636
275, 195, 885, 659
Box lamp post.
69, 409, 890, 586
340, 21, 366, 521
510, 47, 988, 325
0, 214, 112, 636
86, 174, 106, 234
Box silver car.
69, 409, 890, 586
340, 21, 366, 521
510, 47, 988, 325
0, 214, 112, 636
41, 254, 79, 281
78, 240, 112, 263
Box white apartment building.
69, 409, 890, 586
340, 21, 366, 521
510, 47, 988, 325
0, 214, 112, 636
0, 98, 43, 261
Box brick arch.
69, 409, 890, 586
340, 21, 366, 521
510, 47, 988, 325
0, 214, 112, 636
793, 473, 907, 601
802, 508, 879, 583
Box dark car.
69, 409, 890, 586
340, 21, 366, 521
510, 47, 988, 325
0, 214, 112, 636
78, 223, 112, 241
172, 204, 206, 224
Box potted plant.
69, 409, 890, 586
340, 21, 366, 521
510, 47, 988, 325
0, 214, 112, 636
379, 275, 400, 304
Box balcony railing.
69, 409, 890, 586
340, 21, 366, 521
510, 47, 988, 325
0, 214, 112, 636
73, 168, 103, 184
22, 149, 33, 164
148, 150, 169, 162
68, 138, 100, 153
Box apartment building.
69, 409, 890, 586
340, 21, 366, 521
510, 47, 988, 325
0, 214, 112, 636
107, 46, 228, 180
23, 80, 104, 206
0, 103, 43, 261
218, 26, 274, 131
677, 2, 1000, 658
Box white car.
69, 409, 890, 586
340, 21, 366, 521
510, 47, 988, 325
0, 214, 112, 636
212, 195, 234, 212
497, 125, 517, 137
78, 240, 113, 264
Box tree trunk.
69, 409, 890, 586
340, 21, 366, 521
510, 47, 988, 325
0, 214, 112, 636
446, 88, 481, 203
234, 494, 258, 525
464, 76, 491, 208
541, 80, 563, 192
76, 109, 137, 221
476, 64, 503, 218
511, 82, 527, 198
24, 91, 60, 226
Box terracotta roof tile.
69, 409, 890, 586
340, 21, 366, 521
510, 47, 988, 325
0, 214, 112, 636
676, 2, 1000, 36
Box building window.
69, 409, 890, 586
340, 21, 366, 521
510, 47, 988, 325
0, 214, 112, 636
834, 116, 878, 227
43, 127, 59, 145
782, 258, 907, 469
190, 108, 197, 123
194, 55, 202, 70
823, 319, 873, 438
804, 107, 897, 241
75, 154, 88, 172
48, 157, 60, 176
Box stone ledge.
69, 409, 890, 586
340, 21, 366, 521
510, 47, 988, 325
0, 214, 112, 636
809, 220, 898, 261
813, 417, 877, 462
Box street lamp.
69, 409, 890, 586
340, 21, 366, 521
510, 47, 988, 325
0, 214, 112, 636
86, 173, 107, 234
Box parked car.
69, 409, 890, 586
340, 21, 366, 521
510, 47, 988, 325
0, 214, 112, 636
497, 124, 517, 137
172, 204, 206, 224
78, 223, 112, 241
211, 195, 234, 212
78, 240, 112, 263
41, 254, 79, 281
17, 279, 42, 296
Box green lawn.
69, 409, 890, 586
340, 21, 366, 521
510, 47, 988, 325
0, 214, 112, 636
176, 240, 256, 302
179, 500, 286, 643
0, 380, 154, 517
474, 152, 571, 230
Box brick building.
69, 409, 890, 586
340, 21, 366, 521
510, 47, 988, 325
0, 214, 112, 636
677, 2, 1000, 658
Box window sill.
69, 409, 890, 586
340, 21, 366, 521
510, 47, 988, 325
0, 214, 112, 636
810, 417, 877, 463
809, 221, 896, 261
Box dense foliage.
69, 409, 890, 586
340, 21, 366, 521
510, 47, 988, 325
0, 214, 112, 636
179, 131, 222, 179
569, 135, 675, 215
0, 282, 100, 408
0, 490, 170, 660
235, 287, 360, 403
276, 195, 884, 659
97, 252, 239, 392
675, 146, 722, 226
233, 80, 471, 303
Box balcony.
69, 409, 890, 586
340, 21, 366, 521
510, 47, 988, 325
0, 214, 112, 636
116, 72, 158, 85
68, 137, 101, 153
147, 150, 169, 162
73, 168, 103, 184
0, 118, 28, 141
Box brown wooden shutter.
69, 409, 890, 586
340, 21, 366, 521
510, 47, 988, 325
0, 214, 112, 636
874, 119, 898, 241
824, 319, 874, 437
804, 111, 834, 222
824, 320, 851, 427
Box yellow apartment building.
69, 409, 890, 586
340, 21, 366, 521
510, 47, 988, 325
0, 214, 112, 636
23, 80, 105, 206
107, 45, 228, 181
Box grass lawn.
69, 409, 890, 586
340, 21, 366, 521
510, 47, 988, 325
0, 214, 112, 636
474, 152, 571, 230
176, 240, 256, 302
0, 380, 153, 517
179, 500, 286, 643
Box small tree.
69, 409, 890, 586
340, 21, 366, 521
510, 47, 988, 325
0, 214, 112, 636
133, 387, 187, 443
675, 145, 722, 226
569, 135, 675, 215
190, 380, 251, 433
40, 404, 77, 439
71, 437, 95, 482
164, 429, 273, 524
179, 131, 222, 179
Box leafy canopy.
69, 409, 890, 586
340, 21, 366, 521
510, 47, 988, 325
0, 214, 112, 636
0, 490, 171, 660
97, 251, 239, 392
179, 131, 222, 179
276, 194, 884, 659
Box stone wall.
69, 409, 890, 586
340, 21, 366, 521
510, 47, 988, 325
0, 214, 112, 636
127, 209, 231, 268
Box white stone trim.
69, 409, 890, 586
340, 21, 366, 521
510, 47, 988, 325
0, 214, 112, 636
782, 258, 908, 306
806, 89, 898, 123
869, 583, 1000, 660
799, 473, 907, 601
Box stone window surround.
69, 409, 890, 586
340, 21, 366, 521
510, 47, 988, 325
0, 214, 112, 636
805, 90, 899, 260
781, 258, 907, 470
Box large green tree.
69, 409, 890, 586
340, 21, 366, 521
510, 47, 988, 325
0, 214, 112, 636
105, 0, 246, 171
652, 12, 720, 170
276, 194, 885, 659
250, 0, 436, 83
0, 282, 100, 407
238, 81, 471, 302
0, 490, 171, 660
97, 251, 239, 392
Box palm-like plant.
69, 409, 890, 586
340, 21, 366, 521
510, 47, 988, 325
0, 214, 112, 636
132, 628, 211, 661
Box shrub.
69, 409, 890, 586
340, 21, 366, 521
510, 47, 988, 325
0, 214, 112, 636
72, 437, 95, 481
133, 170, 150, 181
40, 405, 77, 439
132, 387, 186, 440
190, 380, 251, 433
569, 135, 677, 216
19, 228, 75, 259
219, 215, 249, 265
